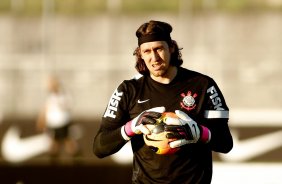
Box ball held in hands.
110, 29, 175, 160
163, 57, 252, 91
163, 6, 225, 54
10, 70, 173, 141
143, 112, 180, 155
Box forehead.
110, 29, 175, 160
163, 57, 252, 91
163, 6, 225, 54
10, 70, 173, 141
140, 41, 168, 50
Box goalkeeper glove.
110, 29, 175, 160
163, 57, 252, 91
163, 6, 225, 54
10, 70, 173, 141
121, 106, 165, 140
164, 110, 211, 148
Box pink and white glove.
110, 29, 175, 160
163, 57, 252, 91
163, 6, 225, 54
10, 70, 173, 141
164, 110, 211, 148
121, 107, 165, 140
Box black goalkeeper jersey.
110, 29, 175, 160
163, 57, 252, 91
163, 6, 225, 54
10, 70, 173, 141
93, 67, 233, 184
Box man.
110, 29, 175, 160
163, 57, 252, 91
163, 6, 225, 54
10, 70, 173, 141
93, 20, 233, 184
37, 75, 79, 158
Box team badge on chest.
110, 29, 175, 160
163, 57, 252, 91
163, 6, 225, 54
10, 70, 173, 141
180, 91, 197, 111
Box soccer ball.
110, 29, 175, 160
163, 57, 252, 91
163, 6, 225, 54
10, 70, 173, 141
143, 112, 180, 155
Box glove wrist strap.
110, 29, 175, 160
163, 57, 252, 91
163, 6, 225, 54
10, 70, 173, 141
124, 121, 135, 137
121, 125, 131, 141
200, 125, 211, 143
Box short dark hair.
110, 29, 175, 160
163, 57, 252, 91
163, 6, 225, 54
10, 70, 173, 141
133, 20, 183, 75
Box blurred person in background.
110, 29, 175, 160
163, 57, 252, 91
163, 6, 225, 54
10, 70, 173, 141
37, 75, 79, 159
93, 20, 233, 183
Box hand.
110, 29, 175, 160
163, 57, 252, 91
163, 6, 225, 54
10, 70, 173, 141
164, 110, 211, 148
121, 107, 165, 140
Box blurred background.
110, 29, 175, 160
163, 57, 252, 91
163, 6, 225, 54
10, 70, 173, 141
0, 0, 281, 183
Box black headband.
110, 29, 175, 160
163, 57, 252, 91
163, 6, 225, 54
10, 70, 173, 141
138, 33, 171, 46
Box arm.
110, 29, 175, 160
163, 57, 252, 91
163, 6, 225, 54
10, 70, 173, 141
204, 81, 233, 153
93, 122, 127, 158
206, 118, 233, 153
92, 81, 165, 158
93, 107, 165, 158
36, 106, 47, 132
93, 86, 128, 158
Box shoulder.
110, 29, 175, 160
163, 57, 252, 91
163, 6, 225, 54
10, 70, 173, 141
114, 74, 145, 93
179, 67, 213, 82
122, 74, 145, 86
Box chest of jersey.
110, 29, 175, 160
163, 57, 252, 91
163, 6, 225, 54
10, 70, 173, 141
130, 76, 207, 120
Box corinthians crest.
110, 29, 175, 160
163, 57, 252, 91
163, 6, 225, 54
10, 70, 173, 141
180, 91, 197, 111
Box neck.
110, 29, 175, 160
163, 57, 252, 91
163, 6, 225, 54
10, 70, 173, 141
151, 66, 178, 84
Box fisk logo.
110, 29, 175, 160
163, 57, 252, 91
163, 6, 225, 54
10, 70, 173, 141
104, 89, 123, 118
207, 86, 224, 110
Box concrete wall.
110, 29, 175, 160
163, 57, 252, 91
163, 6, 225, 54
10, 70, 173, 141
0, 12, 281, 120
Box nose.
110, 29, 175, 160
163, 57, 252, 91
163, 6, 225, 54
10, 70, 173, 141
151, 51, 160, 62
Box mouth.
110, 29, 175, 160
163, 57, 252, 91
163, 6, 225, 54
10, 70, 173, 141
152, 63, 163, 71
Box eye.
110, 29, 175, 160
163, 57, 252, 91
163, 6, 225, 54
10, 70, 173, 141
156, 47, 164, 52
143, 49, 150, 54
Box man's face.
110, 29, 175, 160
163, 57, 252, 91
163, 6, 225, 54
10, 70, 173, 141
140, 41, 172, 78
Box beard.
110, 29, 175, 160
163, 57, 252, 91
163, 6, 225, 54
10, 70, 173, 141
150, 63, 172, 79
151, 69, 167, 77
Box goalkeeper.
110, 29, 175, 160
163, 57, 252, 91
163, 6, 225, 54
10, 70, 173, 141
93, 20, 233, 184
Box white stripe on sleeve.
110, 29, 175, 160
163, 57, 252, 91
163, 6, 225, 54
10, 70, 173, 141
204, 110, 229, 119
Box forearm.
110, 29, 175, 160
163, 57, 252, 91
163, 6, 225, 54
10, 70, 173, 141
208, 121, 233, 153
93, 127, 127, 158
93, 107, 164, 158
36, 109, 46, 131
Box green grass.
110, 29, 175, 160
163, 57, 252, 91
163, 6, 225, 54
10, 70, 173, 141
0, 0, 281, 16
122, 0, 179, 13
